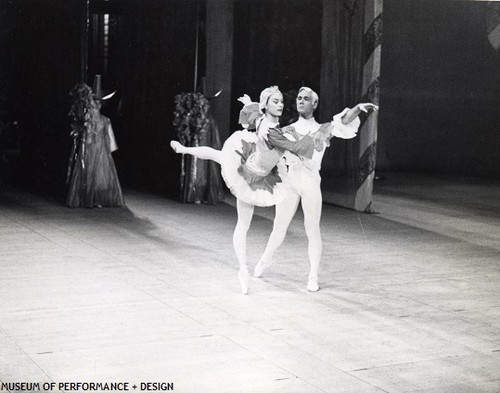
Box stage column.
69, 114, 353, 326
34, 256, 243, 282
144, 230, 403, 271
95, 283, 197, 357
355, 0, 382, 212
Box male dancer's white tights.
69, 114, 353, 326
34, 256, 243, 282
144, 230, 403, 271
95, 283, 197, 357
258, 180, 322, 291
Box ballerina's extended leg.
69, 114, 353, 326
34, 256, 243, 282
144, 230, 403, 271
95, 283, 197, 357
170, 141, 223, 164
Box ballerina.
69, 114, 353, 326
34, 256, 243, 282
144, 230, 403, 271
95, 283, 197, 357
171, 86, 320, 294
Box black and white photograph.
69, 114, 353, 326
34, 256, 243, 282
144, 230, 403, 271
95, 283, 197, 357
1, 0, 499, 392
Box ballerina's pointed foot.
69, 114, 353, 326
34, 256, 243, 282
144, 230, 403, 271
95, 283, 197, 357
254, 259, 272, 278
307, 276, 319, 292
170, 140, 184, 154
238, 268, 250, 295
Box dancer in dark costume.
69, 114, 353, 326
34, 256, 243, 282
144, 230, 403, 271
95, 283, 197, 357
66, 77, 124, 208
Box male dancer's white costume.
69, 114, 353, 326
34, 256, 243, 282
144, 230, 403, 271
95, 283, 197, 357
255, 87, 376, 291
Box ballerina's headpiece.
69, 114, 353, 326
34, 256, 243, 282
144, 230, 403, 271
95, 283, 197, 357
258, 85, 281, 113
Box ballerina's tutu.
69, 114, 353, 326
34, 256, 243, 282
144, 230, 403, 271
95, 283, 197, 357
220, 130, 289, 207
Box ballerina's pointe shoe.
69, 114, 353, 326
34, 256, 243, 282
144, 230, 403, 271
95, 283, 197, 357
238, 268, 250, 295
307, 276, 319, 292
253, 259, 271, 278
170, 140, 183, 153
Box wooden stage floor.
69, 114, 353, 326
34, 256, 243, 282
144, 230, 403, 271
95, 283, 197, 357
1, 173, 499, 393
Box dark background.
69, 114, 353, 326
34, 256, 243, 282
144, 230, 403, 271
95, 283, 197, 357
379, 0, 500, 177
0, 0, 498, 202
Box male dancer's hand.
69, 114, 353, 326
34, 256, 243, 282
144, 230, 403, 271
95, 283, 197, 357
312, 133, 325, 152
358, 103, 379, 113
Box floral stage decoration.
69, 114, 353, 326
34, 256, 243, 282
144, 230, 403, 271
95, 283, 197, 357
172, 92, 224, 204
66, 83, 93, 184
173, 92, 210, 146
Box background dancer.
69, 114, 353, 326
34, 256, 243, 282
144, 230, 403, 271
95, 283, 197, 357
66, 76, 124, 208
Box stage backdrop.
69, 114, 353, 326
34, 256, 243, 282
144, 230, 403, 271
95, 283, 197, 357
5, 0, 82, 195
77, 0, 205, 197
378, 0, 500, 178
227, 0, 380, 212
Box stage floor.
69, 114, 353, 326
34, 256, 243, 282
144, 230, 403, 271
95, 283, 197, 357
1, 173, 499, 393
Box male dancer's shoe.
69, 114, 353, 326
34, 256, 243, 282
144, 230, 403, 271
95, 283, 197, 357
307, 275, 319, 292
254, 259, 272, 278
238, 268, 250, 295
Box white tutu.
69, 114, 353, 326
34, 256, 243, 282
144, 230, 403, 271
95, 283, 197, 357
220, 130, 289, 207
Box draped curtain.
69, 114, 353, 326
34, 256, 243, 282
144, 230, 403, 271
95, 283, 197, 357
10, 0, 81, 192
104, 0, 202, 196
320, 0, 382, 212
231, 0, 322, 130
320, 0, 365, 178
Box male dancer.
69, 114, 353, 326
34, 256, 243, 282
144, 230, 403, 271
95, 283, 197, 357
254, 87, 378, 291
